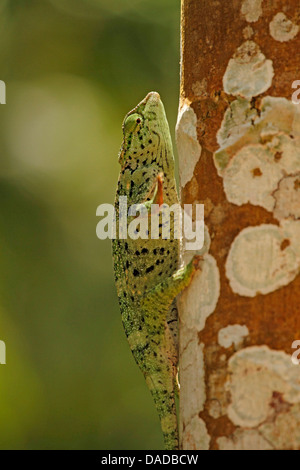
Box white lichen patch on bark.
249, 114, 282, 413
225, 224, 299, 297
273, 173, 300, 220
223, 144, 283, 211
259, 403, 300, 450
269, 12, 299, 42
180, 254, 220, 330
176, 103, 201, 188
181, 414, 211, 450
180, 340, 206, 431
269, 133, 300, 176
208, 399, 223, 419
217, 429, 273, 450
226, 346, 300, 429
223, 41, 274, 100
216, 98, 257, 156
214, 97, 300, 233
206, 363, 231, 420
241, 0, 263, 23
218, 324, 249, 349
179, 225, 220, 448
281, 219, 300, 261
243, 25, 254, 39
215, 97, 300, 176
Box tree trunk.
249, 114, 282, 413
177, 0, 300, 450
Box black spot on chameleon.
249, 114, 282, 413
146, 265, 154, 274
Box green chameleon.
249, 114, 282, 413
112, 92, 201, 450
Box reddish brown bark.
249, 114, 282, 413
179, 0, 300, 450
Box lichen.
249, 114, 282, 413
226, 346, 300, 428
180, 340, 205, 429
176, 103, 201, 187
217, 429, 273, 450
218, 324, 249, 349
269, 12, 299, 43
281, 219, 300, 261
223, 41, 274, 99
243, 25, 254, 39
273, 173, 300, 220
215, 97, 300, 177
225, 224, 299, 297
216, 98, 257, 151
241, 0, 263, 23
223, 144, 283, 211
259, 403, 300, 450
208, 399, 222, 419
214, 96, 300, 236
180, 254, 220, 329
181, 415, 210, 450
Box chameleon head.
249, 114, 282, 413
118, 92, 173, 167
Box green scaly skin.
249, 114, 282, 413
112, 92, 201, 450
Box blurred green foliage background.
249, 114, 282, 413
0, 0, 180, 449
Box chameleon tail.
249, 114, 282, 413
146, 375, 179, 450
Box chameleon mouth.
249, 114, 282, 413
145, 91, 161, 103
125, 91, 161, 119
125, 91, 163, 123
143, 91, 164, 118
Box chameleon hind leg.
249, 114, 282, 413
142, 255, 201, 450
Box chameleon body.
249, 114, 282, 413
112, 92, 200, 450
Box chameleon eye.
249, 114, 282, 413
123, 113, 143, 134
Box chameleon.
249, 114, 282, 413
112, 92, 201, 450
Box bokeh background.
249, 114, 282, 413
0, 0, 181, 449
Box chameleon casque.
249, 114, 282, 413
112, 92, 201, 450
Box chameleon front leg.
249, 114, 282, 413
142, 256, 201, 450
142, 256, 201, 315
